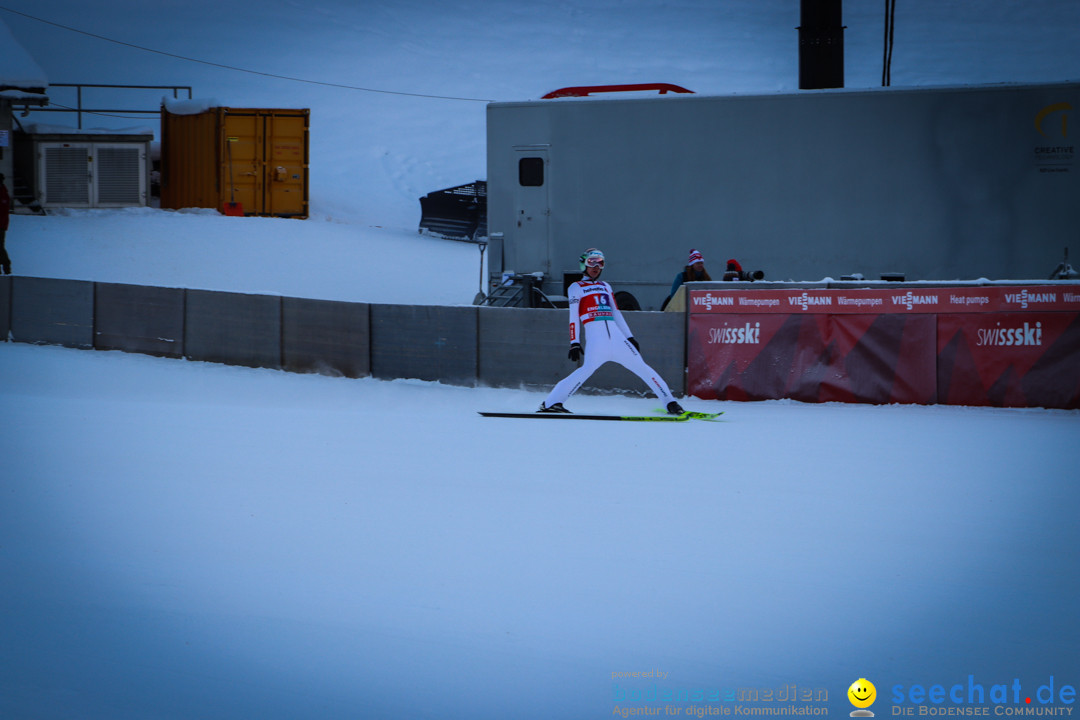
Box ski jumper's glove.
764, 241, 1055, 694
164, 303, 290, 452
628, 337, 640, 352
568, 343, 582, 363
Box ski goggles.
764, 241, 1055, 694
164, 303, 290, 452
582, 251, 605, 268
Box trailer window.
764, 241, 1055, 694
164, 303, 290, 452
518, 157, 544, 186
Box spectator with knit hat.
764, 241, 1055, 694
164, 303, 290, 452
662, 248, 712, 309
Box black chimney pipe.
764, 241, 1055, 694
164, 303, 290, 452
798, 0, 845, 89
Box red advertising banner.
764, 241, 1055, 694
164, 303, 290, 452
689, 285, 1080, 315
938, 312, 1080, 408
687, 285, 1080, 408
688, 313, 937, 404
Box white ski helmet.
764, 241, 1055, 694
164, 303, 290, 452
579, 248, 605, 272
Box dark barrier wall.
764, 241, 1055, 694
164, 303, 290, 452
185, 290, 282, 370
477, 307, 568, 390
10, 277, 94, 348
95, 283, 186, 358
12, 276, 1075, 407
370, 305, 479, 385
592, 309, 685, 397
283, 298, 370, 378
477, 306, 686, 396
4, 277, 687, 397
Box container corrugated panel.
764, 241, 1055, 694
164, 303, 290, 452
160, 108, 219, 211
161, 106, 309, 218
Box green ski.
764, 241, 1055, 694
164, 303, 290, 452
655, 409, 724, 421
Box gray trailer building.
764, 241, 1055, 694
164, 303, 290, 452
486, 82, 1078, 309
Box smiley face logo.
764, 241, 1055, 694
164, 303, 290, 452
848, 678, 877, 716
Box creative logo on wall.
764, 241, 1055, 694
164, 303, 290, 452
1034, 101, 1074, 173
1035, 102, 1070, 138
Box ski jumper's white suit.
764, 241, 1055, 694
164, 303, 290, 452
543, 280, 676, 406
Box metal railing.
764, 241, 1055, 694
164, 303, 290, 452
23, 84, 193, 129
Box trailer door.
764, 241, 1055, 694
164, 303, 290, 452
512, 147, 550, 274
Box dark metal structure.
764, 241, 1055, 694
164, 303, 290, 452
418, 180, 487, 241
798, 0, 844, 90
23, 84, 193, 129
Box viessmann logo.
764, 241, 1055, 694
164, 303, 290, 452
891, 292, 939, 311
1003, 289, 1058, 309
789, 293, 832, 311
694, 293, 735, 309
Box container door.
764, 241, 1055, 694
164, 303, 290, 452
264, 113, 308, 218
40, 143, 91, 208
222, 112, 261, 214
512, 147, 550, 275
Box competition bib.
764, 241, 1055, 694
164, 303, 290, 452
578, 285, 615, 324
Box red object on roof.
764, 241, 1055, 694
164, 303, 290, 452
541, 83, 694, 99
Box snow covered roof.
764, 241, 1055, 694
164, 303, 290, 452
162, 97, 221, 116
0, 16, 48, 95
21, 121, 155, 138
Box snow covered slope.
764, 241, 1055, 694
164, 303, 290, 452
1, 343, 1077, 719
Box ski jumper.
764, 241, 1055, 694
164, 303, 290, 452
543, 280, 676, 406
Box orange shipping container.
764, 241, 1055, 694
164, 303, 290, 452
160, 106, 309, 218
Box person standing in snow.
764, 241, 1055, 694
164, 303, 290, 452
0, 174, 11, 275
539, 248, 684, 415
663, 248, 712, 309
